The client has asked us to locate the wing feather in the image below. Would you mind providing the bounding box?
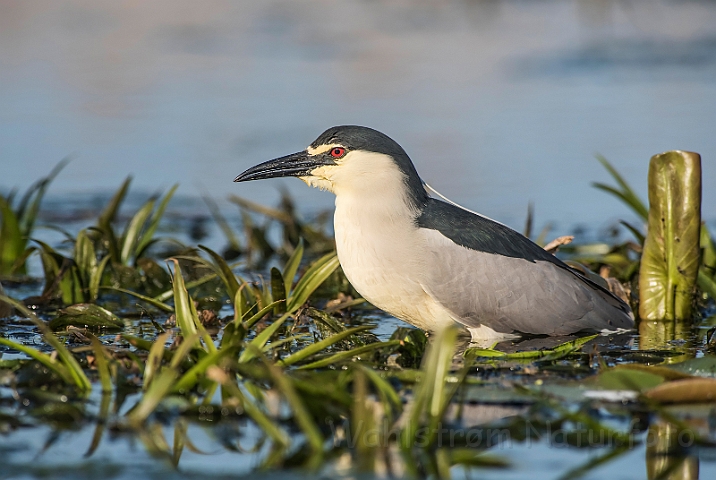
[416,201,634,335]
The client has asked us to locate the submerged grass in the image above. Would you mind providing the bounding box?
[0,160,715,479]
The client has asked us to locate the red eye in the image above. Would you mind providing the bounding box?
[330,147,346,158]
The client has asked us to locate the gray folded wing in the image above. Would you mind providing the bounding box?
[416,199,634,335]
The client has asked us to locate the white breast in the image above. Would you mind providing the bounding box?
[306,149,480,334]
[333,193,455,332]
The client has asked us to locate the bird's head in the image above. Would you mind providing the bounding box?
[234,125,427,207]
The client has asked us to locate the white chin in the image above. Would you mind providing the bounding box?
[299,176,333,192]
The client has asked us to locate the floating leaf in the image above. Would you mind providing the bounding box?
[610,364,692,381]
[596,368,665,392]
[49,304,124,331]
[667,356,716,378]
[645,377,716,403]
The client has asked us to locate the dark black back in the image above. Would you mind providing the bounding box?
[417,198,563,264]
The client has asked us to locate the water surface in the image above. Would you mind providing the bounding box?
[1,0,715,233]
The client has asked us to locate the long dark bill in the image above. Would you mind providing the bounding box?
[234,151,333,183]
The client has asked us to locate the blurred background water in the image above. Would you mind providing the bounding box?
[2,2,716,478]
[1,0,715,235]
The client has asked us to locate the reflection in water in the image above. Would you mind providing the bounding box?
[646,420,699,480]
[640,319,703,479]
[639,320,695,364]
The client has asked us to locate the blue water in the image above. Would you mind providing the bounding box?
[1,0,714,237]
[2,4,716,476]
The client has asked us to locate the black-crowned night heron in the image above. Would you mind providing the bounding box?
[234,126,635,341]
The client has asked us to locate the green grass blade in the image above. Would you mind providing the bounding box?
[188,292,217,354]
[280,325,375,367]
[0,294,91,391]
[8,247,37,276]
[136,184,178,255]
[120,200,155,265]
[241,300,283,329]
[595,155,648,220]
[350,367,376,470]
[172,419,188,467]
[104,286,174,312]
[400,325,458,450]
[358,364,403,417]
[206,366,289,447]
[270,267,286,313]
[507,334,597,359]
[75,230,96,285]
[154,272,217,303]
[286,252,339,312]
[698,268,716,300]
[127,368,179,426]
[89,336,113,393]
[172,346,237,393]
[619,220,645,245]
[239,312,292,363]
[126,330,200,426]
[463,348,506,359]
[89,255,111,302]
[296,340,401,370]
[84,391,111,457]
[122,335,171,361]
[465,334,597,360]
[168,259,198,337]
[169,333,200,370]
[98,177,131,263]
[701,224,716,272]
[0,197,23,274]
[0,337,74,385]
[198,245,240,300]
[259,350,324,455]
[17,157,69,237]
[282,238,304,297]
[144,332,170,390]
[592,183,645,219]
[261,334,312,353]
[229,195,294,223]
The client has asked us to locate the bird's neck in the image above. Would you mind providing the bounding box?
[333,181,421,228]
[332,180,423,282]
[332,180,428,324]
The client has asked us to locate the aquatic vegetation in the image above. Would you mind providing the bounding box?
[0,294,91,391]
[639,151,702,321]
[34,230,110,305]
[1,154,715,479]
[95,177,179,267]
[0,159,67,277]
[577,152,716,312]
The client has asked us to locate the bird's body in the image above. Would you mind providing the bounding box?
[235,126,635,340]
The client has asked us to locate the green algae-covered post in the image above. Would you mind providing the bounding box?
[639,151,702,321]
